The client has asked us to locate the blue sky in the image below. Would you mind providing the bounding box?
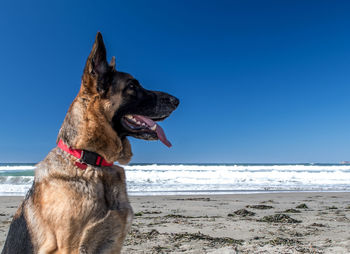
[0,0,350,163]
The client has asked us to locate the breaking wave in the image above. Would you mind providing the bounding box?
[1,163,350,195]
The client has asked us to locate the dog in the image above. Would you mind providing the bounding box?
[1,32,179,254]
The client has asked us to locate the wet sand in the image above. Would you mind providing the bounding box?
[1,192,349,253]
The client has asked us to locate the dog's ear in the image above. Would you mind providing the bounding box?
[87,32,108,76]
[109,56,116,70]
[83,32,111,94]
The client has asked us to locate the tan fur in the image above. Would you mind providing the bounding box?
[22,148,133,254]
[3,32,178,254]
[74,94,125,163]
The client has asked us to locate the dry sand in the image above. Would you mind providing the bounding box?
[0,192,349,253]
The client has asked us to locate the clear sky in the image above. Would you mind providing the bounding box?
[0,0,350,163]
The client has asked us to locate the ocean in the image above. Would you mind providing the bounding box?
[0,163,350,196]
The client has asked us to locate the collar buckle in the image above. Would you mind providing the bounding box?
[80,150,99,165]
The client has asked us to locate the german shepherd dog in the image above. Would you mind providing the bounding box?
[2,32,179,254]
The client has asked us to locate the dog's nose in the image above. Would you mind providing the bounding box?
[169,96,180,108]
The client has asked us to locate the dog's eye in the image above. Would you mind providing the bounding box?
[125,79,139,94]
[125,82,137,96]
[127,82,138,92]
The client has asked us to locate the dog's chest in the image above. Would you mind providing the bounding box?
[26,165,133,253]
[38,165,126,219]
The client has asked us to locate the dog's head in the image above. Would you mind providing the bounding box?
[58,32,179,164]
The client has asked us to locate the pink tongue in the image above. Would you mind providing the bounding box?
[133,115,172,148]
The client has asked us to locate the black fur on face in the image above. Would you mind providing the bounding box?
[110,73,179,140]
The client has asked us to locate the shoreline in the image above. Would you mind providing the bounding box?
[1,192,350,253]
[1,190,350,197]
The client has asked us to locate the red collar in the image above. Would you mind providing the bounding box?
[57,139,113,170]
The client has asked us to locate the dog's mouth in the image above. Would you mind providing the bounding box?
[121,114,172,147]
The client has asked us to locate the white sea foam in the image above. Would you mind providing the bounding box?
[0,165,35,171]
[124,164,350,172]
[0,164,350,195]
[0,184,33,195]
[0,176,33,184]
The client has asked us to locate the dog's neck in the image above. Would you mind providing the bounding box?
[57,90,132,164]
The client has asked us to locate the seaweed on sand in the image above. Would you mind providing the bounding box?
[172,232,244,247]
[296,203,308,209]
[327,206,338,210]
[309,223,326,227]
[283,208,301,213]
[246,205,273,209]
[258,214,301,223]
[125,229,160,245]
[269,237,301,246]
[228,209,255,217]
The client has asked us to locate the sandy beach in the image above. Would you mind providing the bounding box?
[0,192,349,253]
